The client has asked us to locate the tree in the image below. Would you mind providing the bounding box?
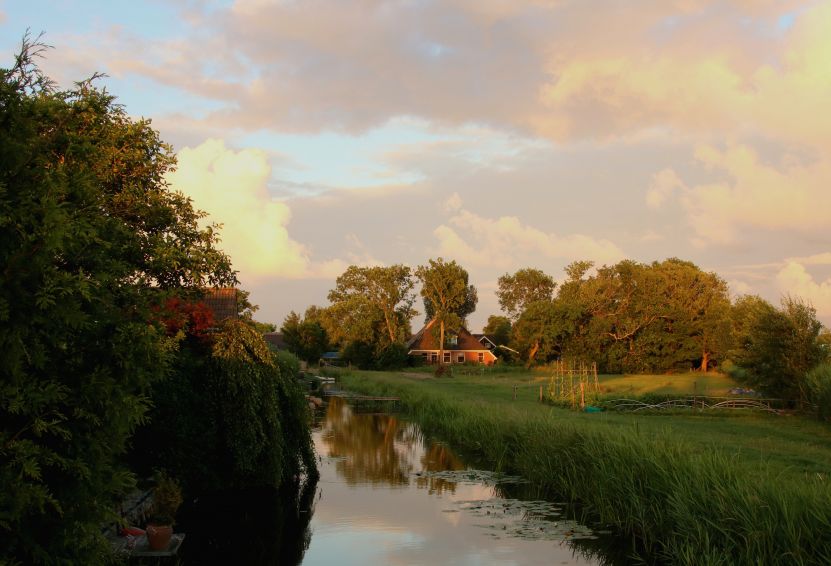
[730,296,825,405]
[423,282,477,324]
[512,300,582,367]
[483,315,512,346]
[0,40,236,563]
[327,265,417,345]
[281,311,329,363]
[653,259,732,371]
[416,258,477,365]
[496,268,556,320]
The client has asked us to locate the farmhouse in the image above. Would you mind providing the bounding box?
[407,319,498,365]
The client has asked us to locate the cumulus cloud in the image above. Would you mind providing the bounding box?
[166,138,348,279]
[443,192,463,213]
[776,261,831,319]
[679,144,831,246]
[646,168,685,209]
[432,199,626,269]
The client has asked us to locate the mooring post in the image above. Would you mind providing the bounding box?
[513,384,517,400]
[539,385,543,402]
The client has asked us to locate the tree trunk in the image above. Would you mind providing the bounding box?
[383,308,396,343]
[439,320,445,366]
[526,341,540,368]
[700,351,709,372]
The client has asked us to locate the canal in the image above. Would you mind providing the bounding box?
[300,396,619,565]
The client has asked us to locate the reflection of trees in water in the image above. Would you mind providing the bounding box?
[321,397,465,492]
[416,443,465,495]
[322,397,416,486]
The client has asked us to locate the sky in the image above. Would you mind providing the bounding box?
[2,0,830,330]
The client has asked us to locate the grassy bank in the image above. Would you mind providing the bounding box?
[334,369,831,565]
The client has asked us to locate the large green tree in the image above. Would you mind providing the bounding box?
[483,315,512,346]
[416,258,477,365]
[280,311,329,363]
[496,268,556,321]
[730,296,825,405]
[0,42,235,563]
[327,265,417,345]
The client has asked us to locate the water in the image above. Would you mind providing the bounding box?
[300,397,614,565]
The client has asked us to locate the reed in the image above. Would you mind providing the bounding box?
[337,370,831,565]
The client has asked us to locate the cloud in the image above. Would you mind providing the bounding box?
[680,144,831,246]
[433,200,626,269]
[443,192,463,213]
[61,0,822,144]
[646,168,685,209]
[728,279,754,296]
[776,261,831,319]
[166,138,348,279]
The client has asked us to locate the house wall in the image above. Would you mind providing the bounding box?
[409,350,497,366]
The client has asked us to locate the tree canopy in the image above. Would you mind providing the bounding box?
[0,41,317,564]
[327,264,417,346]
[0,41,239,563]
[496,268,556,321]
[416,258,477,364]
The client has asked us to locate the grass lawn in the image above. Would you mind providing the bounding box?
[597,371,738,397]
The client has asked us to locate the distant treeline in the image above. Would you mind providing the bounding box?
[282,258,830,409]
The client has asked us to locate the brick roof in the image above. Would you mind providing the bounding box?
[202,288,238,322]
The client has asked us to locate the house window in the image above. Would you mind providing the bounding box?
[443,352,451,363]
[446,334,458,346]
[421,353,428,360]
[430,353,438,363]
[478,352,484,363]
[457,354,465,363]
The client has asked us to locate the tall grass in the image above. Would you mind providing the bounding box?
[338,371,831,565]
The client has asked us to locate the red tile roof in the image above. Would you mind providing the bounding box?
[407,319,493,352]
[202,288,238,322]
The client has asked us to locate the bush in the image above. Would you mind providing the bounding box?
[341,341,376,369]
[805,363,831,421]
[274,350,301,379]
[376,343,409,370]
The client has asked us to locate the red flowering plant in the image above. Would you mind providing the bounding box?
[152,297,216,343]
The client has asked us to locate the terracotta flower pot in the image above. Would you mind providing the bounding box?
[146,523,173,551]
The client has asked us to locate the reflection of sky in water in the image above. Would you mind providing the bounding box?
[301,398,599,566]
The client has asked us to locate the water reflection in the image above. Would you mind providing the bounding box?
[304,397,618,566]
[320,396,464,495]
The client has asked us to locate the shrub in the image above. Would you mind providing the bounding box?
[274,350,301,379]
[376,343,409,370]
[805,363,831,421]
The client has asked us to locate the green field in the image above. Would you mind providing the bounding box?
[330,368,831,565]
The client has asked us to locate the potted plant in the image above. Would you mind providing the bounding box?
[146,471,183,551]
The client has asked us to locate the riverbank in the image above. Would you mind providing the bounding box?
[334,369,831,565]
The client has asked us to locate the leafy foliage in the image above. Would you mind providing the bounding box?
[496,268,556,321]
[729,296,825,405]
[281,311,329,362]
[483,315,512,347]
[327,265,417,344]
[512,259,734,372]
[0,40,236,564]
[136,321,317,493]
